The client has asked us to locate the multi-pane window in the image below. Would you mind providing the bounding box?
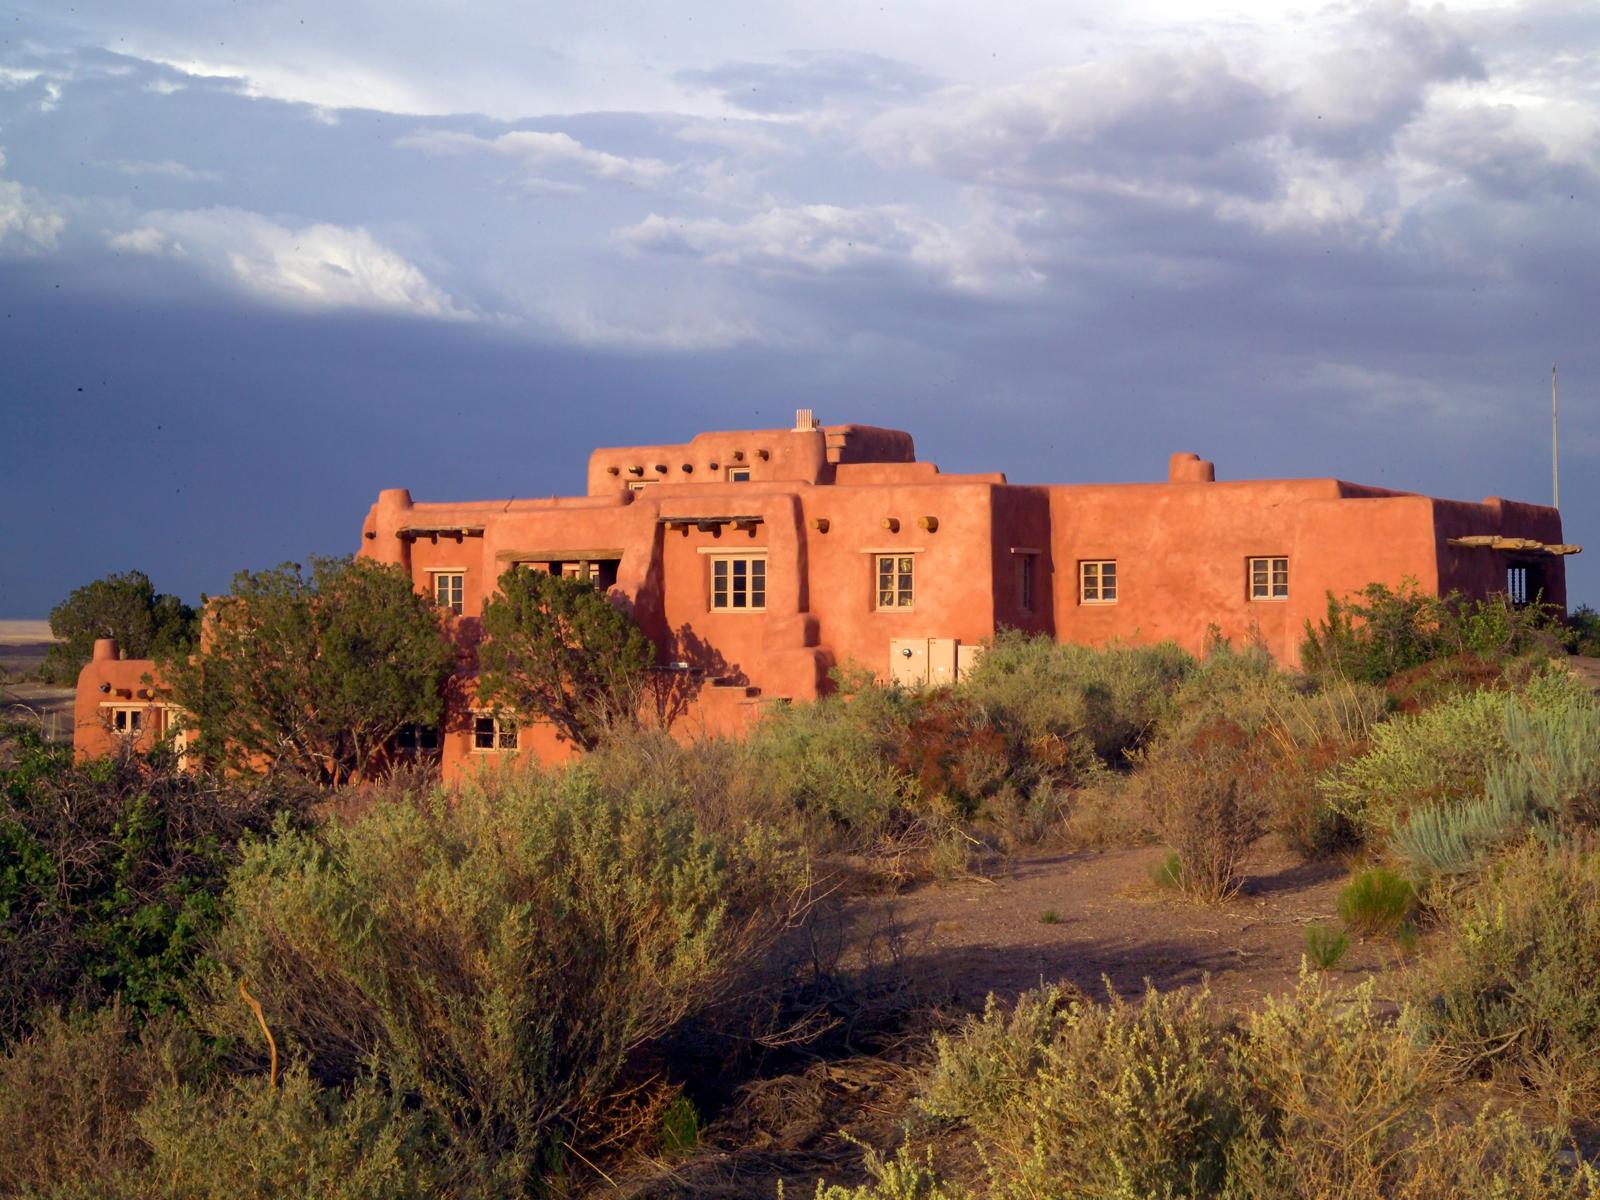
[1080,560,1117,603]
[110,707,144,736]
[472,714,518,752]
[727,466,751,482]
[1248,557,1289,600]
[395,724,440,752]
[710,555,766,611]
[876,555,915,609]
[1016,555,1035,613]
[433,572,464,614]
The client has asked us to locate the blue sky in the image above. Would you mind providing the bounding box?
[3,0,1598,614]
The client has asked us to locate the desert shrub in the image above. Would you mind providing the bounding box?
[1570,606,1600,657]
[1301,581,1568,684]
[1386,686,1600,879]
[958,632,1191,765]
[1258,679,1387,857]
[0,1006,198,1195]
[1408,843,1600,1111]
[1305,926,1349,970]
[0,727,304,1042]
[1337,867,1416,936]
[831,971,1600,1200]
[921,984,1241,1197]
[111,1065,445,1200]
[1321,670,1589,847]
[1228,973,1438,1196]
[1161,640,1292,739]
[192,768,809,1192]
[1137,720,1269,902]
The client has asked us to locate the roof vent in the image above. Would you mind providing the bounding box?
[794,408,820,431]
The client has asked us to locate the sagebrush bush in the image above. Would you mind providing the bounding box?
[845,972,1599,1200]
[1321,670,1590,847]
[0,1006,195,1195]
[1408,842,1600,1112]
[1337,868,1416,936]
[921,983,1241,1197]
[193,767,809,1192]
[958,631,1191,764]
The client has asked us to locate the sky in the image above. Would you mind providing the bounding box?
[2,0,1598,615]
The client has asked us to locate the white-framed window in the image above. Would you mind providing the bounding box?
[1248,557,1289,600]
[1017,555,1035,613]
[432,571,464,614]
[727,466,751,482]
[109,706,144,736]
[876,554,915,610]
[1080,560,1117,604]
[472,713,518,752]
[395,724,440,753]
[626,480,651,492]
[710,555,766,611]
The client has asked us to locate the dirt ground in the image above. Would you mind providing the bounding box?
[0,620,72,743]
[847,837,1392,1015]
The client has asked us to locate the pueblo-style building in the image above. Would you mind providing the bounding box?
[76,411,1578,778]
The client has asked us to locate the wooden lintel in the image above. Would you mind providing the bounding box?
[496,547,625,562]
[1447,535,1583,556]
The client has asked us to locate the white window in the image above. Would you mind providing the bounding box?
[710,555,766,611]
[876,555,915,610]
[110,707,144,736]
[627,480,651,492]
[727,466,751,482]
[433,572,464,614]
[1080,560,1117,604]
[1249,557,1289,600]
[472,714,518,752]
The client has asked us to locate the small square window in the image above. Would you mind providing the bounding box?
[1080,560,1117,604]
[395,723,440,752]
[710,555,766,611]
[727,466,751,482]
[433,572,464,614]
[110,707,144,735]
[473,714,518,752]
[1248,557,1289,600]
[876,555,915,609]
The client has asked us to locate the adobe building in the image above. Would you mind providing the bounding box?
[77,411,1578,778]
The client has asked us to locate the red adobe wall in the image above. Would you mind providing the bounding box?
[73,638,171,759]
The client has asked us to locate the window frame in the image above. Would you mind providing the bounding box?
[875,553,916,611]
[471,712,519,753]
[1247,556,1289,601]
[108,705,145,737]
[708,553,767,612]
[1079,560,1118,605]
[726,466,751,482]
[430,570,465,614]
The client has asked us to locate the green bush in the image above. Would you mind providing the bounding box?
[1321,670,1590,847]
[1301,581,1569,684]
[192,767,808,1192]
[1337,868,1416,936]
[0,727,303,1042]
[1408,842,1600,1111]
[958,632,1191,765]
[1305,926,1349,970]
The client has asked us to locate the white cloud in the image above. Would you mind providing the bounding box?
[110,158,221,182]
[397,128,671,189]
[104,208,471,320]
[618,203,1038,293]
[0,150,66,253]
